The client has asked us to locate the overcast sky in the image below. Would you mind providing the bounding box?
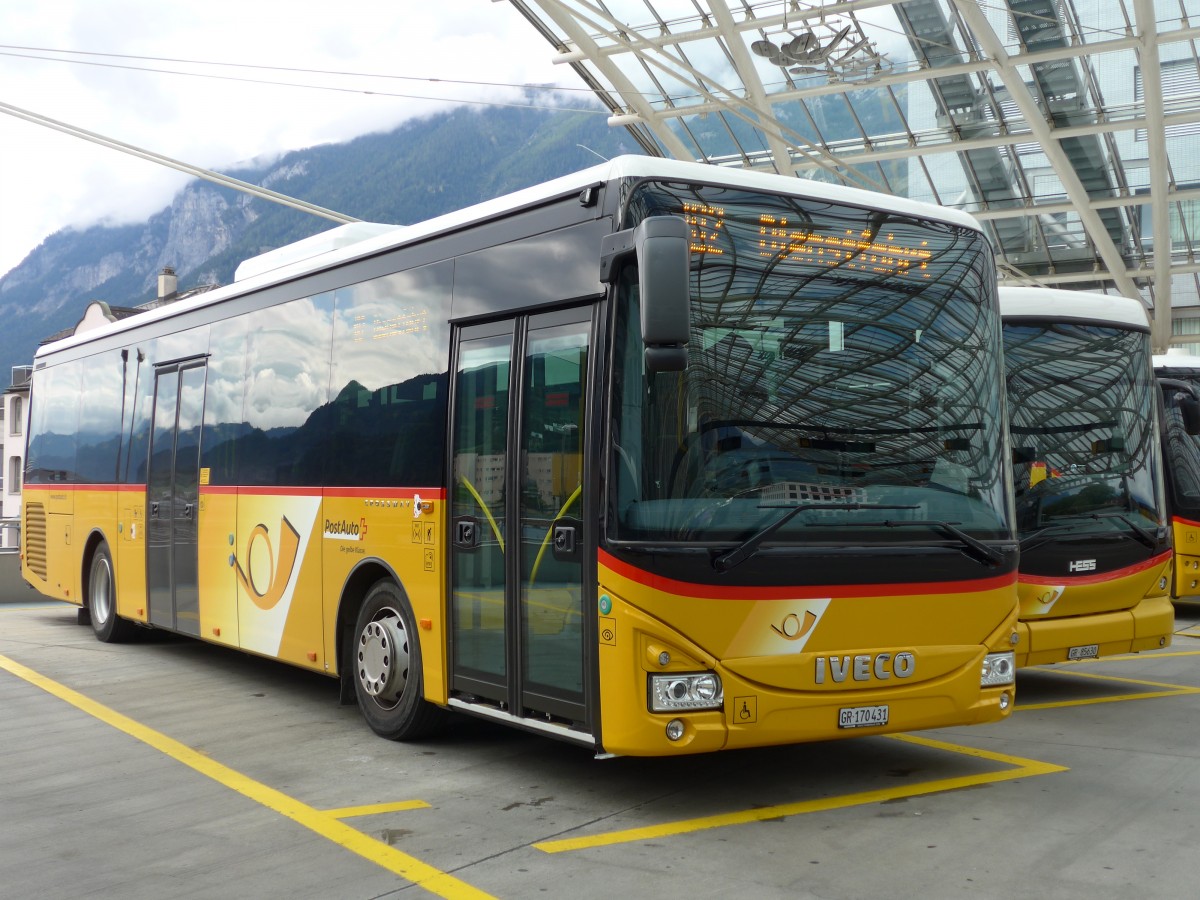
[0,1,602,278]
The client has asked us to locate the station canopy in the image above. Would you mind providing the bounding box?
[508,0,1200,349]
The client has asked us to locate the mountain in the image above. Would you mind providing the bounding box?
[0,105,640,379]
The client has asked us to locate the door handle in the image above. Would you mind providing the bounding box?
[183,503,194,520]
[150,502,160,518]
[454,516,480,550]
[552,522,579,560]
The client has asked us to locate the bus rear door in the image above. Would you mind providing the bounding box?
[146,359,206,636]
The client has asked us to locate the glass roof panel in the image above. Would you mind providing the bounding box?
[509,0,1200,348]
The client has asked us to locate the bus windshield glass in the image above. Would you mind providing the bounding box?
[1004,321,1162,540]
[609,180,1009,546]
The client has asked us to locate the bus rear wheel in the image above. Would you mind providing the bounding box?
[88,544,136,643]
[352,579,442,740]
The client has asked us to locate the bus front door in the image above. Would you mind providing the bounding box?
[146,360,207,636]
[449,307,593,732]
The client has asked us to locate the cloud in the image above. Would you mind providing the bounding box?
[0,1,580,276]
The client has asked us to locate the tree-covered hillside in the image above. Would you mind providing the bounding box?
[0,105,639,377]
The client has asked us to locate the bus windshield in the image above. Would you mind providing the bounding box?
[1157,365,1200,518]
[609,180,1010,547]
[1004,321,1162,541]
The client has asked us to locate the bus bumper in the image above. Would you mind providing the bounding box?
[1014,594,1174,667]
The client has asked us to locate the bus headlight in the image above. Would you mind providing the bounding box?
[649,672,723,712]
[980,652,1015,686]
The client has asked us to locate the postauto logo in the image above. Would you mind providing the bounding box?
[324,517,368,541]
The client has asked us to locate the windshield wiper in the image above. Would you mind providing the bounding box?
[711,503,918,573]
[1018,522,1075,553]
[1039,511,1161,551]
[821,519,1006,567]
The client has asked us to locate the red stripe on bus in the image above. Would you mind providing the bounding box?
[598,548,1016,600]
[1019,551,1172,586]
[22,483,142,493]
[199,486,447,498]
[24,483,447,499]
[1172,515,1200,529]
[322,487,447,500]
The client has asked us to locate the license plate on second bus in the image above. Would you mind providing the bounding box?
[1068,644,1099,660]
[838,705,889,729]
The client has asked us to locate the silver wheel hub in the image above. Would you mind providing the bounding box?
[357,609,409,706]
[92,559,113,624]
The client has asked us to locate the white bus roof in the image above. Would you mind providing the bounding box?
[1154,348,1200,369]
[37,155,985,361]
[998,286,1150,330]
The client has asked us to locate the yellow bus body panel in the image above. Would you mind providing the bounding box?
[22,486,77,603]
[24,485,449,699]
[115,489,149,623]
[1014,552,1174,666]
[596,555,1017,757]
[1171,517,1200,600]
[317,491,447,703]
[197,490,239,646]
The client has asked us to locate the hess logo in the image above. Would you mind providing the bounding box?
[1069,558,1098,573]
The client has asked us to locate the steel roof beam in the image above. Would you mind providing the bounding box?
[706,0,793,175]
[770,106,1200,169]
[556,22,1200,116]
[545,0,910,56]
[546,2,1199,59]
[535,0,887,188]
[1134,0,1173,351]
[972,187,1200,221]
[950,0,1139,299]
[1019,260,1200,286]
[530,0,694,159]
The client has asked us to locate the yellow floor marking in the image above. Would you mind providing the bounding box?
[323,800,431,819]
[1050,669,1198,690]
[535,734,1065,854]
[1018,666,1200,711]
[0,653,492,900]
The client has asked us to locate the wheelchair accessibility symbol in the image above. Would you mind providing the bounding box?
[732,696,757,724]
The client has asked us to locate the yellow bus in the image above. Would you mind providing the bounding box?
[999,287,1173,665]
[21,156,1017,756]
[1153,348,1200,599]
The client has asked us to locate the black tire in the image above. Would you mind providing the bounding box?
[352,579,443,740]
[88,544,137,643]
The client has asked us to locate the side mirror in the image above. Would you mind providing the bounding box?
[1180,395,1200,436]
[601,215,691,372]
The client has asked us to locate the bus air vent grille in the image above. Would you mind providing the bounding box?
[24,503,47,579]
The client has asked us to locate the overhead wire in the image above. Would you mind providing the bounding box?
[0,43,601,92]
[0,45,608,115]
[0,41,611,229]
[0,99,360,224]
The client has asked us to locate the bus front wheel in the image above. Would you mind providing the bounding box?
[88,544,136,643]
[352,580,442,740]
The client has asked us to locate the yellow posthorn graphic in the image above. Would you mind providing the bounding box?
[770,610,818,641]
[233,517,302,611]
